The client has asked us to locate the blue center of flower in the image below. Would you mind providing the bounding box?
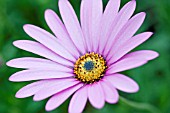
[84,61,94,71]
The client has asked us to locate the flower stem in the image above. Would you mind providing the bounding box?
[119,96,162,113]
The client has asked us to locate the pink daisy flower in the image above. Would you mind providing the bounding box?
[7,0,159,112]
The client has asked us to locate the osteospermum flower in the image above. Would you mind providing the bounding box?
[7,0,159,112]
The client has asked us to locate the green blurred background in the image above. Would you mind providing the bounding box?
[0,0,169,113]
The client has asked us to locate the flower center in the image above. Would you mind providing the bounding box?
[74,52,107,84]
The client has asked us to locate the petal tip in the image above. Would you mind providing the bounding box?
[6,60,12,67]
[23,24,35,34]
[15,92,23,98]
[95,104,105,109]
[58,0,66,4]
[142,32,154,38]
[151,51,159,60]
[45,9,54,17]
[131,0,136,2]
[111,96,119,104]
[148,32,154,36]
[140,12,146,18]
[13,41,19,47]
[23,24,30,30]
[130,82,140,93]
[133,86,139,93]
[33,96,40,102]
[45,105,53,112]
[153,51,159,57]
[33,94,45,102]
[13,40,27,48]
[114,97,120,104]
[45,9,52,13]
[9,75,15,82]
[9,72,23,82]
[131,0,136,4]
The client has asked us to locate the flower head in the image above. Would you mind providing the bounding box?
[7,0,159,112]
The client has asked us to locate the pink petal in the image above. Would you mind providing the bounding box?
[122,50,159,61]
[15,79,68,98]
[107,12,146,59]
[46,83,83,111]
[69,86,88,113]
[98,0,120,54]
[100,80,119,104]
[23,25,76,62]
[45,9,80,58]
[7,57,72,72]
[9,70,74,82]
[80,1,91,51]
[104,74,139,93]
[81,0,103,52]
[107,57,147,74]
[88,83,105,109]
[108,32,153,64]
[33,80,80,101]
[59,0,86,54]
[100,0,136,55]
[13,40,73,66]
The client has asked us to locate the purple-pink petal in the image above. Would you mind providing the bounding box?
[7,57,72,72]
[33,80,80,101]
[59,0,86,54]
[102,0,136,56]
[69,86,88,113]
[15,79,67,98]
[9,70,74,82]
[100,80,119,104]
[105,74,139,93]
[80,0,103,52]
[108,32,153,65]
[107,57,147,74]
[80,0,92,52]
[98,0,120,54]
[46,83,83,111]
[106,12,146,60]
[23,24,76,62]
[45,9,80,58]
[122,50,159,61]
[13,40,73,66]
[88,83,105,109]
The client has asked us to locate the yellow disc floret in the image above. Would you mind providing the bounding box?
[74,52,107,84]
